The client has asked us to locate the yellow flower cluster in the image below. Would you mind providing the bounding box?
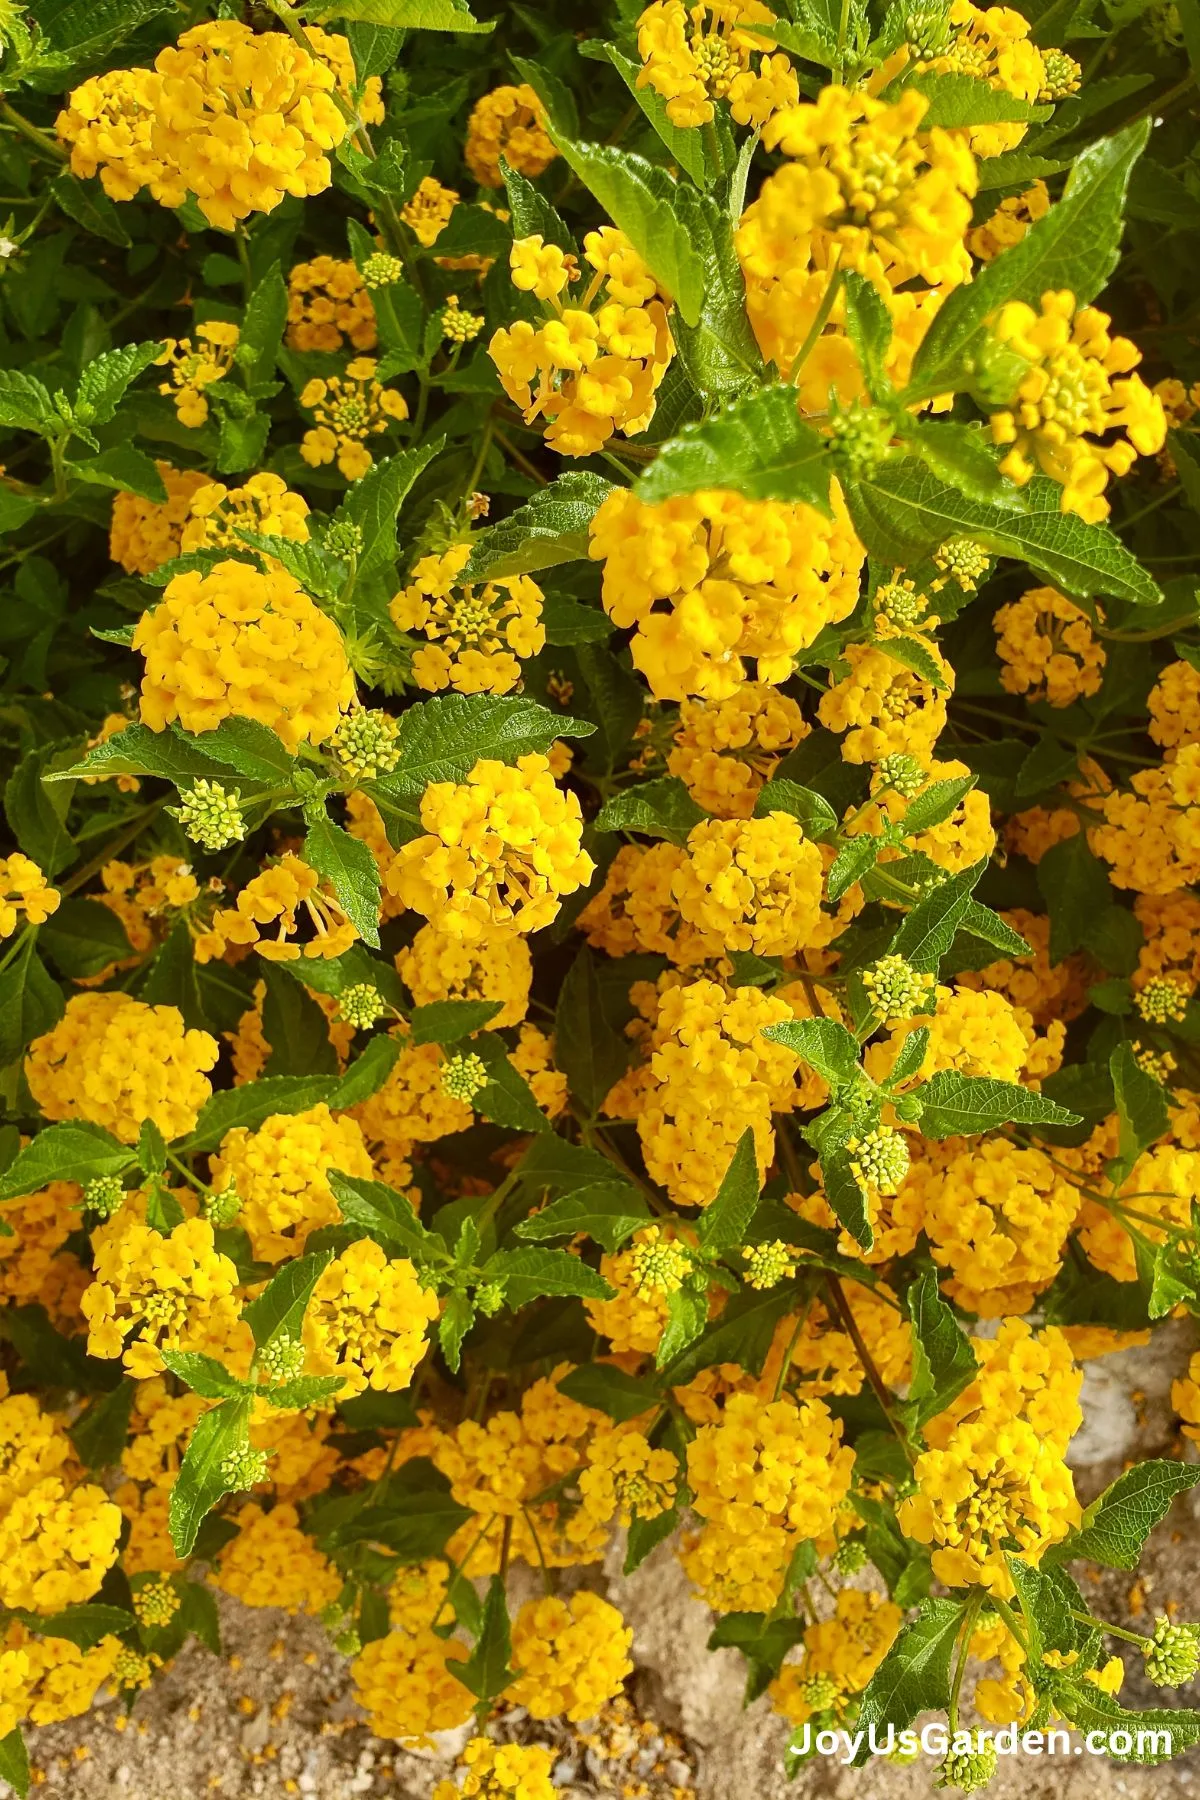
[668,683,808,816]
[993,585,1106,707]
[464,83,556,189]
[491,231,674,457]
[300,356,409,480]
[907,1138,1080,1316]
[391,543,546,695]
[589,484,864,701]
[1092,750,1200,895]
[635,0,798,129]
[178,472,311,557]
[156,322,239,427]
[26,992,217,1145]
[586,1226,683,1353]
[135,561,352,749]
[433,1738,557,1800]
[396,919,532,1028]
[898,1320,1082,1593]
[685,1392,854,1613]
[209,1103,373,1263]
[987,290,1166,520]
[386,754,594,940]
[82,1212,243,1378]
[0,1395,122,1615]
[967,179,1050,262]
[302,1237,440,1396]
[818,640,951,765]
[110,462,208,573]
[354,1038,475,1169]
[771,1589,902,1726]
[1148,657,1200,749]
[212,1501,342,1614]
[0,854,59,935]
[286,255,377,352]
[58,22,369,230]
[402,175,460,245]
[635,978,800,1205]
[507,1592,633,1722]
[0,1624,121,1738]
[672,814,825,955]
[577,1425,680,1528]
[352,1628,474,1746]
[196,853,359,964]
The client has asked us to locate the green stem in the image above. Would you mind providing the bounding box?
[948,1591,985,1733]
[0,101,66,163]
[787,263,844,386]
[234,222,254,301]
[1071,1610,1151,1649]
[824,1272,915,1466]
[0,923,32,978]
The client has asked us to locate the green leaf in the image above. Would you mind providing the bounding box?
[0,1728,29,1799]
[338,442,445,577]
[44,722,233,786]
[370,693,594,805]
[817,1132,873,1252]
[71,444,168,500]
[1038,833,1114,964]
[1109,1041,1169,1181]
[761,1016,860,1084]
[557,1362,660,1421]
[849,1598,967,1764]
[1046,1682,1200,1762]
[32,1602,137,1651]
[844,463,1160,605]
[888,69,1048,126]
[842,270,894,398]
[1051,1461,1200,1571]
[176,1075,339,1153]
[462,473,613,581]
[1007,1556,1081,1661]
[39,0,173,58]
[901,775,976,836]
[69,1378,136,1470]
[905,1268,978,1431]
[160,1350,253,1400]
[238,267,288,375]
[458,1577,514,1702]
[438,1290,474,1373]
[555,947,630,1119]
[514,1136,617,1194]
[0,369,58,435]
[242,1251,334,1347]
[299,0,492,28]
[472,1031,551,1134]
[0,1304,113,1391]
[0,938,64,1066]
[482,1246,615,1309]
[656,1280,709,1368]
[595,776,706,844]
[826,834,879,904]
[0,1122,134,1204]
[327,1169,439,1261]
[76,341,161,425]
[260,961,338,1080]
[916,1072,1080,1137]
[887,862,985,973]
[51,172,132,246]
[303,812,382,948]
[696,1129,761,1255]
[324,1034,401,1110]
[580,40,715,189]
[658,1283,800,1385]
[7,745,76,874]
[168,1397,253,1559]
[667,183,765,398]
[888,1026,930,1087]
[546,135,706,326]
[909,120,1150,400]
[408,999,502,1045]
[514,1181,652,1253]
[754,779,838,841]
[636,385,832,512]
[898,417,1026,509]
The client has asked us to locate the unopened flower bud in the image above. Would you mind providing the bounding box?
[172,779,246,853]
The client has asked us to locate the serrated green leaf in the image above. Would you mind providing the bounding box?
[1047,1682,1200,1761]
[472,1030,551,1134]
[1038,832,1114,964]
[696,1129,761,1254]
[555,947,630,1120]
[658,1283,799,1385]
[242,1251,334,1347]
[338,443,445,576]
[901,775,976,835]
[656,1280,710,1368]
[887,862,985,973]
[463,473,613,581]
[546,135,706,325]
[76,341,161,425]
[888,69,1049,126]
[0,1122,134,1204]
[636,385,832,511]
[0,1728,29,1799]
[324,1034,401,1110]
[558,1362,659,1420]
[827,834,879,903]
[761,1017,860,1083]
[303,812,382,948]
[905,1267,978,1431]
[458,1577,514,1701]
[580,40,715,188]
[369,692,594,803]
[916,1071,1080,1137]
[595,776,706,844]
[849,1598,967,1764]
[909,120,1150,400]
[408,999,502,1045]
[71,444,167,500]
[327,1169,439,1261]
[514,1181,651,1253]
[168,1397,253,1559]
[300,0,491,28]
[1052,1461,1200,1571]
[176,1075,338,1153]
[754,778,839,841]
[69,1378,136,1470]
[481,1246,615,1308]
[160,1350,254,1399]
[1109,1041,1169,1180]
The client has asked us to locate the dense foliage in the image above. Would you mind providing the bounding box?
[0,0,1199,1791]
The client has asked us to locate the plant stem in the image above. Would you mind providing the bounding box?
[824,1272,915,1465]
[948,1591,985,1733]
[1071,1610,1150,1649]
[0,101,66,164]
[788,262,843,386]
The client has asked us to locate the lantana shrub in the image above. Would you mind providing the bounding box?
[0,0,1199,1791]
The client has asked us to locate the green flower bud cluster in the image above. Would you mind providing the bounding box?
[172,778,247,853]
[862,954,936,1023]
[202,1184,242,1228]
[83,1174,124,1219]
[440,1049,489,1102]
[1145,1616,1200,1687]
[339,982,387,1030]
[360,253,405,289]
[828,398,894,474]
[743,1240,798,1290]
[258,1334,306,1383]
[329,708,402,782]
[1135,974,1191,1025]
[848,1125,910,1196]
[133,1577,180,1628]
[933,536,991,593]
[220,1444,270,1492]
[875,752,927,799]
[324,519,364,560]
[936,1735,998,1793]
